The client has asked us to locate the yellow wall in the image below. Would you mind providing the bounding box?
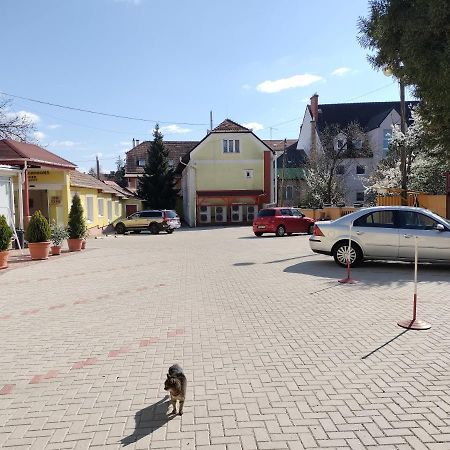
[70,187,125,229]
[192,134,266,191]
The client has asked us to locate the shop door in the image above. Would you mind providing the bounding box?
[126,204,138,217]
[29,190,49,221]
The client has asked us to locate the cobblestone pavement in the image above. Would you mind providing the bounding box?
[1,227,450,449]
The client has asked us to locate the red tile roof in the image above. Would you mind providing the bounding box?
[126,140,198,174]
[212,119,251,133]
[0,139,76,169]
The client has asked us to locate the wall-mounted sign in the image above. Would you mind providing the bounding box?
[50,196,61,206]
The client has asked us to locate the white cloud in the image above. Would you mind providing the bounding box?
[49,140,79,148]
[34,131,46,141]
[256,74,323,93]
[332,67,351,76]
[160,124,191,134]
[243,122,264,131]
[47,124,61,129]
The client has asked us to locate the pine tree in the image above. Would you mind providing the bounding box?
[137,124,178,209]
[68,193,87,239]
[114,156,127,188]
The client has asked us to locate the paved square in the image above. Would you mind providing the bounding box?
[1,227,449,449]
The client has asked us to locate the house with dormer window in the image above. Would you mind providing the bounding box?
[180,119,277,227]
[297,94,419,205]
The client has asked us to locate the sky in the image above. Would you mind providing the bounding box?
[2,0,415,173]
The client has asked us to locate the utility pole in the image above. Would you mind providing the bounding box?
[399,79,408,205]
[210,111,213,131]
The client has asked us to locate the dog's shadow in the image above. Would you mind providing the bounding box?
[120,395,174,446]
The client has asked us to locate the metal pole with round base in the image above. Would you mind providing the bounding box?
[339,221,357,284]
[398,236,431,330]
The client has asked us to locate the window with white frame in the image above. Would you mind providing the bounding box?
[98,198,104,216]
[86,196,94,222]
[356,165,366,175]
[244,169,253,178]
[137,159,146,167]
[223,139,240,153]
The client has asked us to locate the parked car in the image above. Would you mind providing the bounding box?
[309,206,450,266]
[114,210,181,235]
[253,207,315,237]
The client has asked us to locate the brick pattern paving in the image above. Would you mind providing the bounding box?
[0,228,449,449]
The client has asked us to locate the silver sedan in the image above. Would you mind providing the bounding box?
[309,206,450,266]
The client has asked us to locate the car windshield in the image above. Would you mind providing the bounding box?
[165,210,178,218]
[257,209,275,217]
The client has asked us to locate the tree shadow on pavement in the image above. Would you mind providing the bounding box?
[120,396,174,447]
[284,259,450,286]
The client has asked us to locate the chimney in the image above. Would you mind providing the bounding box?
[132,138,135,148]
[310,93,319,160]
[310,93,319,122]
[136,139,140,146]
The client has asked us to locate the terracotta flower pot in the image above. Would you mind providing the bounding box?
[67,238,83,252]
[0,250,9,269]
[51,245,61,256]
[28,242,51,260]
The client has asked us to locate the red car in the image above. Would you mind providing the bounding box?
[252,207,315,237]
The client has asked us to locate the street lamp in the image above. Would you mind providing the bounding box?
[383,66,408,205]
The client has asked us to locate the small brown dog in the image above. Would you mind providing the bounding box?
[164,364,187,415]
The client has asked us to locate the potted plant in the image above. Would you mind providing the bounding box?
[0,215,13,269]
[50,222,68,256]
[25,210,51,260]
[67,193,87,252]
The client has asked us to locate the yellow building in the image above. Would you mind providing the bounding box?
[181,119,277,226]
[0,139,134,233]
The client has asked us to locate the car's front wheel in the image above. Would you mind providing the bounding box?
[149,223,160,235]
[333,241,363,267]
[115,223,126,234]
[276,225,286,237]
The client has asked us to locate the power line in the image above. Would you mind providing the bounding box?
[0,90,208,126]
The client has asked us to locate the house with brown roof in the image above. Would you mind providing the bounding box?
[0,139,132,232]
[180,119,278,226]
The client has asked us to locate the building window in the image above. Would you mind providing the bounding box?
[244,169,253,178]
[98,198,104,216]
[114,201,119,216]
[286,185,293,200]
[86,196,94,222]
[356,165,366,175]
[137,159,146,167]
[336,165,345,175]
[223,139,240,153]
[356,192,365,202]
[336,138,346,150]
[383,129,391,152]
